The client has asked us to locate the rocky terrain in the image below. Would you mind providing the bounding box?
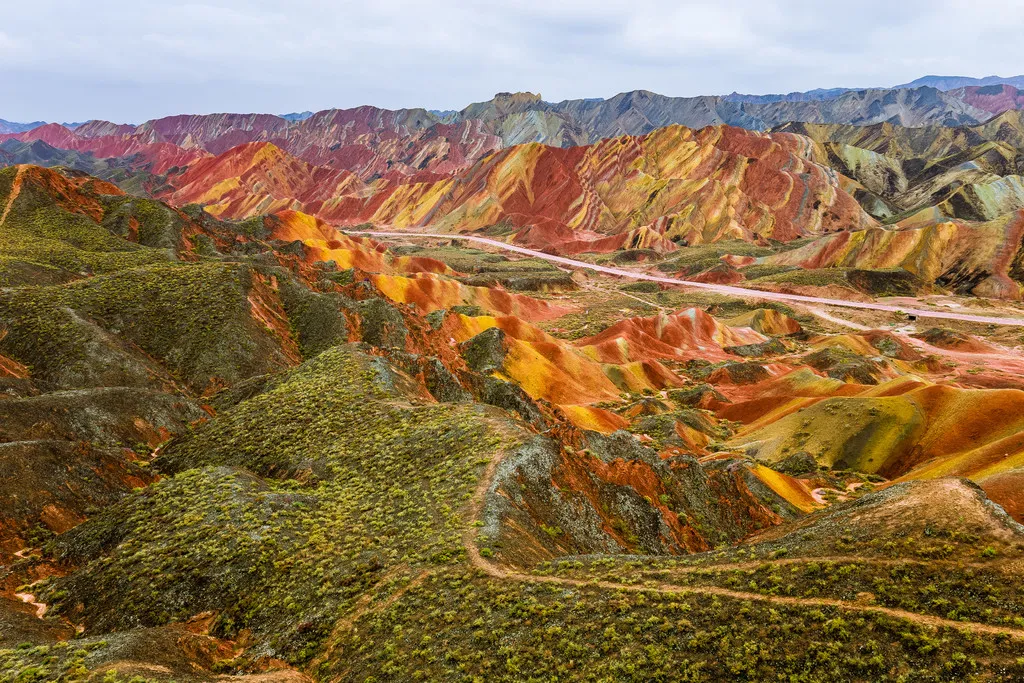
[154,125,875,254]
[5,73,1024,682]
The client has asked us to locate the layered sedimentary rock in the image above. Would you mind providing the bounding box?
[774,112,1024,223]
[759,210,1024,298]
[158,125,876,253]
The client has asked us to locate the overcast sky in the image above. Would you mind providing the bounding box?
[2,0,1023,123]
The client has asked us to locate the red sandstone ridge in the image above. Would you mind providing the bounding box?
[165,142,364,218]
[577,308,766,364]
[11,165,125,222]
[146,124,875,254]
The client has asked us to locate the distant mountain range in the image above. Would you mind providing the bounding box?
[0,118,86,134]
[3,75,1024,267]
[893,74,1024,90]
[723,75,1024,104]
[280,111,313,122]
[6,74,1024,137]
[3,79,1024,197]
[722,88,857,104]
[0,118,46,134]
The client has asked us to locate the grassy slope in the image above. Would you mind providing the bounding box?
[41,345,517,663]
[0,262,292,391]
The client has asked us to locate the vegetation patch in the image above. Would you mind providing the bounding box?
[41,345,517,664]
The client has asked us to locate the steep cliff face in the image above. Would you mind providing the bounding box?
[480,432,803,567]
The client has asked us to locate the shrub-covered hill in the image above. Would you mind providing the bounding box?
[0,261,301,392]
[35,343,805,669]
[42,345,517,659]
[0,165,317,559]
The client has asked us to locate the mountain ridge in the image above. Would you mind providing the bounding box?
[7,80,1024,160]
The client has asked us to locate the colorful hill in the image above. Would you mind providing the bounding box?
[167,141,363,218]
[758,209,1024,299]
[3,164,1024,680]
[148,124,875,254]
[577,308,767,364]
[774,113,1024,223]
[727,376,1024,515]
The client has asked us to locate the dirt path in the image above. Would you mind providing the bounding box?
[463,426,522,580]
[0,165,25,227]
[355,230,1024,328]
[468,557,1024,640]
[15,590,47,618]
[581,279,669,313]
[799,306,871,331]
[460,436,1024,641]
[507,571,1024,639]
[644,553,1006,575]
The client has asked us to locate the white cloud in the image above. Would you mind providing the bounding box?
[0,0,1022,121]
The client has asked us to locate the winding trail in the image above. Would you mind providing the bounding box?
[0,165,25,227]
[349,227,1024,640]
[312,566,429,676]
[462,440,1024,641]
[504,572,1024,638]
[643,554,1007,574]
[353,230,1024,328]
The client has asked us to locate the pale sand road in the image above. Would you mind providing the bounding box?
[353,230,1024,328]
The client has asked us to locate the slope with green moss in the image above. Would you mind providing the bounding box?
[0,166,172,284]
